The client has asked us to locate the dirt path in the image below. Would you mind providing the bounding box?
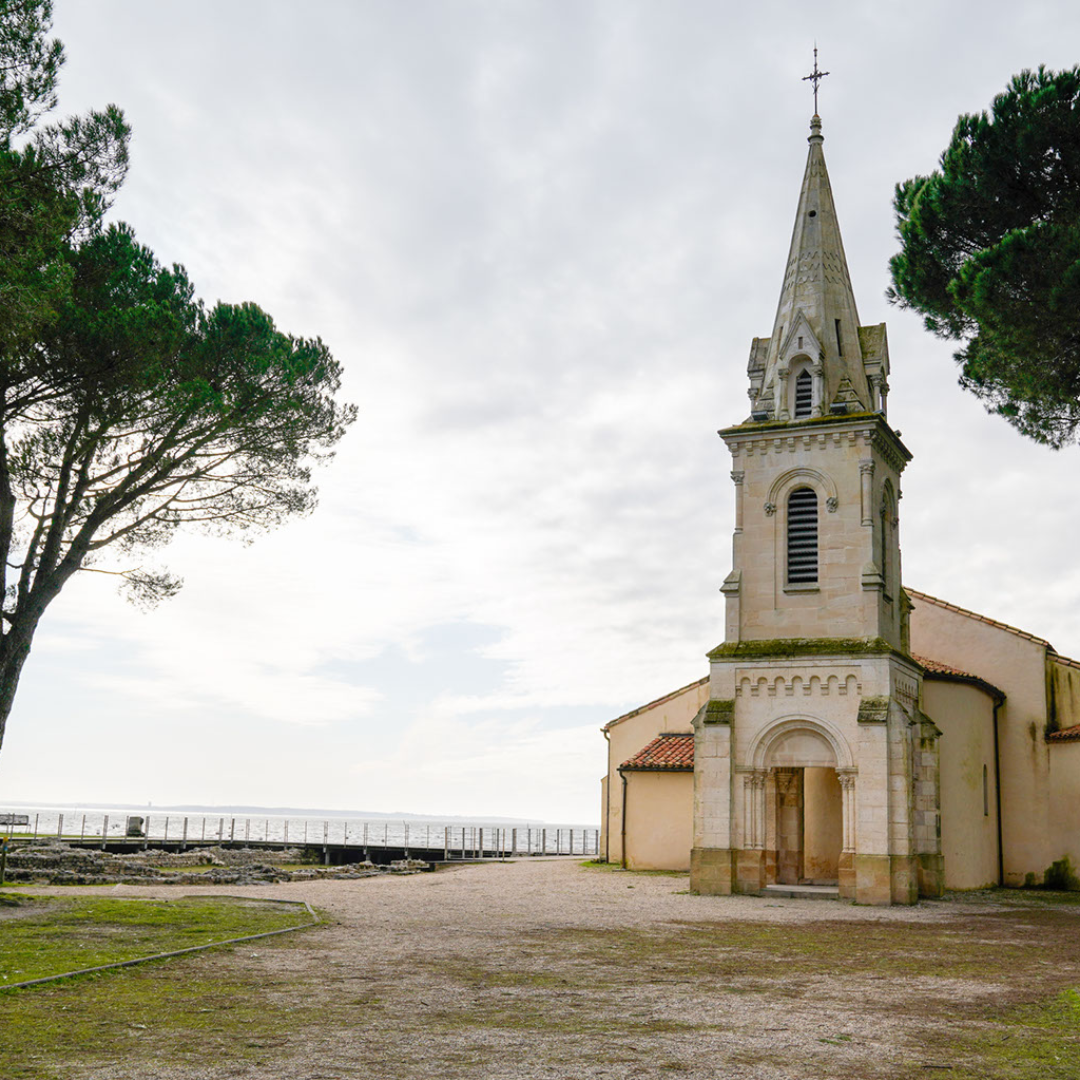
[15,859,1080,1079]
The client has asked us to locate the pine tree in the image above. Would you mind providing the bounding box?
[889,66,1080,448]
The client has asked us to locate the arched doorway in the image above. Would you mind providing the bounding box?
[752,721,851,887]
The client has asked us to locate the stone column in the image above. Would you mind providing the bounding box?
[777,369,790,421]
[753,770,768,850]
[859,460,875,526]
[735,768,768,893]
[811,361,824,417]
[837,769,857,899]
[774,768,803,886]
[837,770,857,852]
[731,471,745,533]
[740,771,753,850]
[742,769,767,849]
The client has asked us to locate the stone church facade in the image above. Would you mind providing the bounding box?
[599,114,1080,905]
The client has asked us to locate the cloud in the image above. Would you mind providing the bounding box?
[3,0,1078,819]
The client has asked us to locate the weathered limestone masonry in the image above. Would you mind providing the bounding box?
[689,114,942,906]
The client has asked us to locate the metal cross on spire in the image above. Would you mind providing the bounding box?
[802,45,829,115]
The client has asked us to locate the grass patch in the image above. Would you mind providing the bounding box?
[0,941,323,1080]
[0,894,312,987]
[928,987,1080,1080]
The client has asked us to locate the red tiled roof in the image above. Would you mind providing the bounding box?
[620,732,694,771]
[913,653,1005,703]
[603,676,708,732]
[914,654,976,679]
[1048,724,1080,743]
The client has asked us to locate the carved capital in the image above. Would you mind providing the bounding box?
[837,769,857,792]
[859,460,875,476]
[826,496,839,513]
[730,471,745,486]
[764,502,776,517]
[774,767,798,797]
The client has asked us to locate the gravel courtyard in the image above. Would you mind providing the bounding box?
[12,858,1080,1079]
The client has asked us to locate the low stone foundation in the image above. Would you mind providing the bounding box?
[1,843,429,886]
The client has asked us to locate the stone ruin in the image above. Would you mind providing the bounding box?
[1,841,430,886]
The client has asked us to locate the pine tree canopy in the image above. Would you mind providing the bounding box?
[0,1,356,754]
[889,66,1080,448]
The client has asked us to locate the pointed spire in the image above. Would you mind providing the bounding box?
[748,114,882,422]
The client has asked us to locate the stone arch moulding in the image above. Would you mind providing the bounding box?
[746,714,856,772]
[766,467,839,514]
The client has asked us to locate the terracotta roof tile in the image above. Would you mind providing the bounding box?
[914,655,979,679]
[913,653,1005,702]
[1048,724,1080,743]
[620,733,694,771]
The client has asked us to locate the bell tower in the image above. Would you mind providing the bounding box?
[720,111,909,651]
[691,99,943,906]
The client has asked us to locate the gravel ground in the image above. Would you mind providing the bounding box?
[18,858,1080,1079]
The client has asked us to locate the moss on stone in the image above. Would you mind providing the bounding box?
[704,699,734,725]
[857,696,891,724]
[719,410,882,436]
[707,637,902,661]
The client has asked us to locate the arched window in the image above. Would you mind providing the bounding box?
[787,487,818,584]
[793,369,813,418]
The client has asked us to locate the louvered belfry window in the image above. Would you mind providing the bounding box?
[794,369,813,418]
[787,487,819,583]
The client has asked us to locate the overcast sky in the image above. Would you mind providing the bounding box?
[1,0,1078,823]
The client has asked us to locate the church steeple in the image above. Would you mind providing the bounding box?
[719,104,911,651]
[746,115,889,423]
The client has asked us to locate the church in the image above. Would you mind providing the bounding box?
[599,109,1080,905]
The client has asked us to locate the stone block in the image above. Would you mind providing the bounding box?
[691,847,734,895]
[854,853,893,905]
[735,847,765,894]
[890,855,918,905]
[917,853,945,898]
[838,850,856,899]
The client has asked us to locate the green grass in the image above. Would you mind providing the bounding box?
[0,945,314,1080]
[0,893,312,987]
